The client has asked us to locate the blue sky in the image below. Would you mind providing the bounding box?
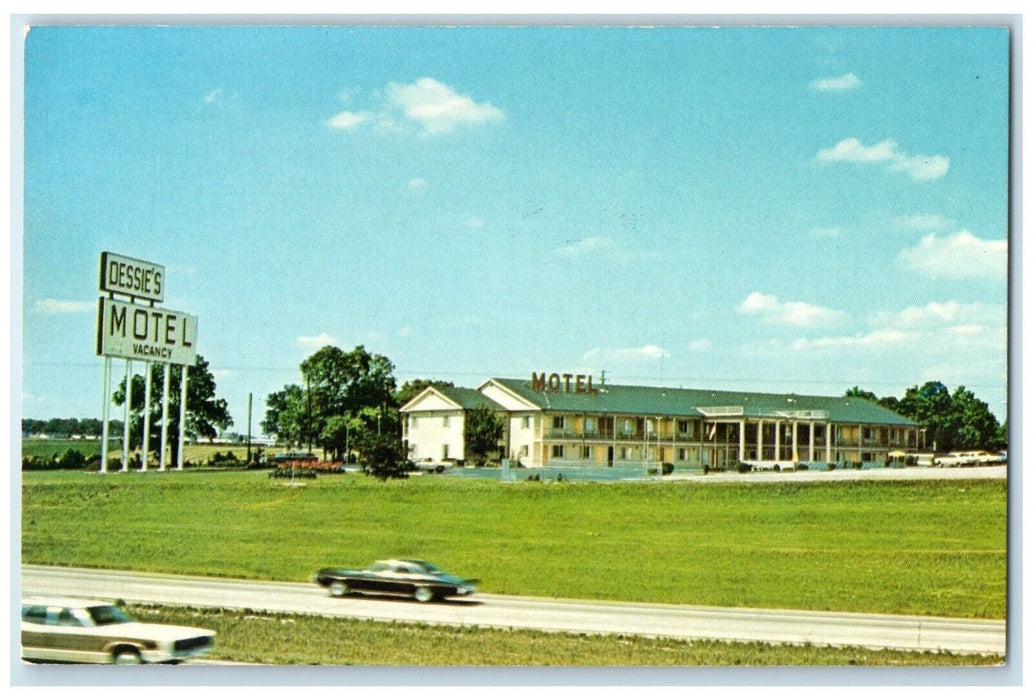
[18,24,1011,431]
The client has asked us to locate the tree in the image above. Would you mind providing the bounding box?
[894,381,1001,453]
[265,345,400,457]
[464,406,504,465]
[358,433,409,480]
[112,355,233,464]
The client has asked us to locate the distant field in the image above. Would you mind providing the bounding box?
[131,603,1003,666]
[20,471,1006,619]
[20,438,279,465]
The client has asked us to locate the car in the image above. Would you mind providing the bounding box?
[934,452,976,467]
[313,559,478,603]
[21,596,216,665]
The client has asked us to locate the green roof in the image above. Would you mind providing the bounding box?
[488,378,918,427]
[436,386,507,411]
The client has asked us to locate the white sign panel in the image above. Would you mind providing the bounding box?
[99,251,165,302]
[96,297,198,365]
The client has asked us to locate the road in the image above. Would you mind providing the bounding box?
[20,565,1005,657]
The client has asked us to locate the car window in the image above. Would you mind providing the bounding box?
[368,562,390,572]
[87,605,134,625]
[57,608,84,627]
[21,605,47,624]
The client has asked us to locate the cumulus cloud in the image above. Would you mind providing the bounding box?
[809,73,862,91]
[203,88,223,104]
[408,177,428,190]
[463,215,486,229]
[737,292,844,327]
[583,345,669,363]
[297,333,337,349]
[326,110,371,130]
[555,236,617,256]
[817,137,949,181]
[328,78,504,136]
[687,338,711,353]
[34,299,92,314]
[871,300,1005,329]
[810,226,843,239]
[897,231,1007,279]
[893,213,955,232]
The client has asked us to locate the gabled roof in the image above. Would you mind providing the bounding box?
[487,378,919,427]
[400,385,506,413]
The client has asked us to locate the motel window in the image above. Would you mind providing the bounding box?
[620,447,630,460]
[645,419,655,434]
[522,415,531,429]
[551,445,565,458]
[677,420,692,436]
[519,445,529,457]
[442,415,449,427]
[442,444,449,459]
[409,416,418,429]
[553,416,566,430]
[678,448,687,461]
[582,446,591,459]
[585,417,596,433]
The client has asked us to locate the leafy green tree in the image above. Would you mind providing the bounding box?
[113,355,233,464]
[358,433,409,480]
[464,405,504,465]
[262,384,308,447]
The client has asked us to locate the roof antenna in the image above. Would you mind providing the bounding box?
[600,370,606,386]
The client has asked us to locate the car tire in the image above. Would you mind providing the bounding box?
[414,586,435,603]
[329,580,350,597]
[112,647,142,665]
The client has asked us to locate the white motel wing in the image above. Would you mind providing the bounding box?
[96,297,198,365]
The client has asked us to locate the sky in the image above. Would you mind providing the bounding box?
[17,23,1012,434]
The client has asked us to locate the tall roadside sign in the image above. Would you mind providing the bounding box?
[96,252,198,473]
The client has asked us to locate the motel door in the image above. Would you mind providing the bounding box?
[607,446,614,467]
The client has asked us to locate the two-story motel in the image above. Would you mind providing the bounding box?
[400,375,925,470]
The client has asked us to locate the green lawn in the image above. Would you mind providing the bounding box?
[20,470,1007,619]
[129,604,1004,666]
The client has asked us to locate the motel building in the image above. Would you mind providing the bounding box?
[400,374,925,471]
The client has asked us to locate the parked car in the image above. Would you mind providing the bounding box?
[21,597,215,664]
[313,559,478,603]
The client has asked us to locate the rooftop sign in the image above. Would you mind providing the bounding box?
[99,251,165,302]
[531,372,598,394]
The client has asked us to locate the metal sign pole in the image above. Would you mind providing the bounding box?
[159,368,170,471]
[100,357,111,474]
[141,362,152,471]
[121,360,132,472]
[177,365,189,470]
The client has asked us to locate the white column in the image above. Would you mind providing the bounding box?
[792,421,798,462]
[159,368,170,471]
[100,357,111,474]
[757,419,764,461]
[825,423,832,462]
[739,419,746,462]
[177,365,189,470]
[141,362,152,471]
[121,360,132,472]
[809,421,815,461]
[774,420,781,462]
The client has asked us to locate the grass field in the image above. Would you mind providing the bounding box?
[21,438,273,465]
[127,603,1003,666]
[20,470,1006,619]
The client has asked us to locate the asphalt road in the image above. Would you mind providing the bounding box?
[20,565,1005,657]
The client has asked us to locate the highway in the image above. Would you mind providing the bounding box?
[21,565,1005,657]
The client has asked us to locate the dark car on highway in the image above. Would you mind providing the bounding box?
[313,559,478,603]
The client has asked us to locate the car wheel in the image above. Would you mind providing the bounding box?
[329,580,350,597]
[414,586,435,603]
[112,647,142,665]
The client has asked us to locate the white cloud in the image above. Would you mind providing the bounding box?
[687,338,711,353]
[809,73,862,91]
[583,345,669,363]
[790,328,919,351]
[816,137,949,181]
[327,78,504,136]
[871,300,1005,329]
[203,88,223,104]
[464,215,486,229]
[297,333,337,349]
[34,299,92,314]
[386,78,504,135]
[897,231,1007,280]
[737,292,844,327]
[326,110,370,130]
[398,325,415,337]
[408,177,428,190]
[893,213,955,232]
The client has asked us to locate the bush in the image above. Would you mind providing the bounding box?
[702,464,710,475]
[736,462,752,473]
[795,463,809,471]
[269,467,317,479]
[662,462,674,476]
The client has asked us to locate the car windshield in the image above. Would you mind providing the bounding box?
[367,562,391,572]
[412,561,441,573]
[86,605,134,626]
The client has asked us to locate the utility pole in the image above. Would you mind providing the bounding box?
[246,393,252,465]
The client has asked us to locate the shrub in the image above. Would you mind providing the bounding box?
[736,462,752,473]
[662,462,674,476]
[702,465,710,475]
[795,463,809,471]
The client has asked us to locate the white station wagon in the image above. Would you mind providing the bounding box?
[21,597,216,665]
